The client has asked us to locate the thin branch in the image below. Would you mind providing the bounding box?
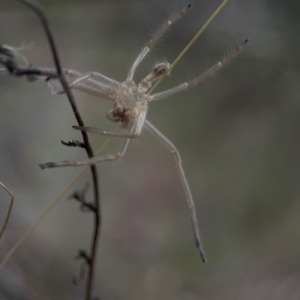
[0,182,14,238]
[69,185,97,213]
[0,64,58,80]
[16,1,101,299]
[61,139,86,148]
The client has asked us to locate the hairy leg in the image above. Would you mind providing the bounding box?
[144,120,207,262]
[127,4,192,82]
[147,39,249,102]
[40,138,130,169]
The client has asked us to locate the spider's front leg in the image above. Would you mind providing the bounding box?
[63,70,120,100]
[73,107,147,138]
[40,111,146,169]
[147,39,249,102]
[39,137,130,169]
[127,4,191,82]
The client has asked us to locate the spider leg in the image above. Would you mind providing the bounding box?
[68,71,119,88]
[2,66,110,100]
[40,112,146,169]
[66,71,122,100]
[147,39,249,102]
[73,110,147,138]
[1,65,109,98]
[65,83,112,100]
[16,67,120,88]
[19,68,118,99]
[39,137,130,169]
[22,68,82,80]
[144,120,207,262]
[67,73,112,97]
[127,4,192,82]
[61,68,82,78]
[72,126,139,138]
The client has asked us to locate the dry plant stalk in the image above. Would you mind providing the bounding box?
[0,182,14,238]
[1,1,101,299]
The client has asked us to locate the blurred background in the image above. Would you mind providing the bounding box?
[1,0,300,299]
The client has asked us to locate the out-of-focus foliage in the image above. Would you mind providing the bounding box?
[1,0,300,299]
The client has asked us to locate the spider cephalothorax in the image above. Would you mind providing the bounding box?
[107,62,170,129]
[106,83,147,130]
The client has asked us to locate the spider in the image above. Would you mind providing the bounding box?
[1,2,248,263]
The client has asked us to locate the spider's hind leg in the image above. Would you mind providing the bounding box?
[144,120,207,262]
[68,71,119,89]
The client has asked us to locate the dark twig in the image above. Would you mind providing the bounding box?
[0,63,58,80]
[61,139,86,148]
[70,184,96,212]
[0,45,58,80]
[76,249,92,265]
[16,1,101,299]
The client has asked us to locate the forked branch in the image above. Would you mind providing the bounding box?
[13,1,101,299]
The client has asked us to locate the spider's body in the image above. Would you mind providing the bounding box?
[108,84,146,130]
[108,80,147,130]
[107,62,169,132]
